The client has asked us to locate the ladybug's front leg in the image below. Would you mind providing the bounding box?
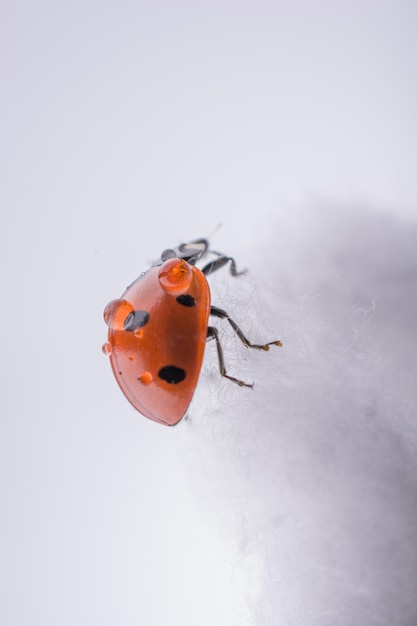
[201,255,246,277]
[207,326,253,388]
[210,306,283,350]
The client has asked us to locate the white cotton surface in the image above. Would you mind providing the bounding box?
[173,207,417,625]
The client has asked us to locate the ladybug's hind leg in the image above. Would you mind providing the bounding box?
[210,306,283,350]
[207,326,253,388]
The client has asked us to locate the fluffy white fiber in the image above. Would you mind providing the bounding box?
[174,206,417,625]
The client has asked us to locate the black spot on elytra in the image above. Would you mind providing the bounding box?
[158,365,186,384]
[124,310,150,331]
[176,294,195,307]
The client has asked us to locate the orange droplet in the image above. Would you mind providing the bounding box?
[102,342,112,355]
[134,329,144,339]
[128,355,135,361]
[158,258,192,294]
[103,299,134,330]
[138,371,153,385]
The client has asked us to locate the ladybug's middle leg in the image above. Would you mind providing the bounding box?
[210,306,282,350]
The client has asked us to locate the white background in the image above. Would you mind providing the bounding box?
[1,1,416,625]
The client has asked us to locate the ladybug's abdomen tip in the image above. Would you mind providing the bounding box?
[145,411,185,427]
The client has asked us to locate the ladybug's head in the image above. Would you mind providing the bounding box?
[156,238,209,267]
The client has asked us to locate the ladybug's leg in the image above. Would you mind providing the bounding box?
[210,306,283,350]
[207,327,253,388]
[201,255,246,277]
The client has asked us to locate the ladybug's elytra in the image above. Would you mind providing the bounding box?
[103,239,282,426]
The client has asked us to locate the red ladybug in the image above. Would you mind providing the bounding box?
[103,239,282,426]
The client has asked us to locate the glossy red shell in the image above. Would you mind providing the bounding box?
[104,260,211,426]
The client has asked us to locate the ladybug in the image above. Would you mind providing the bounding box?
[102,238,282,426]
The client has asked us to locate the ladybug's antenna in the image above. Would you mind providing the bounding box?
[206,222,223,241]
